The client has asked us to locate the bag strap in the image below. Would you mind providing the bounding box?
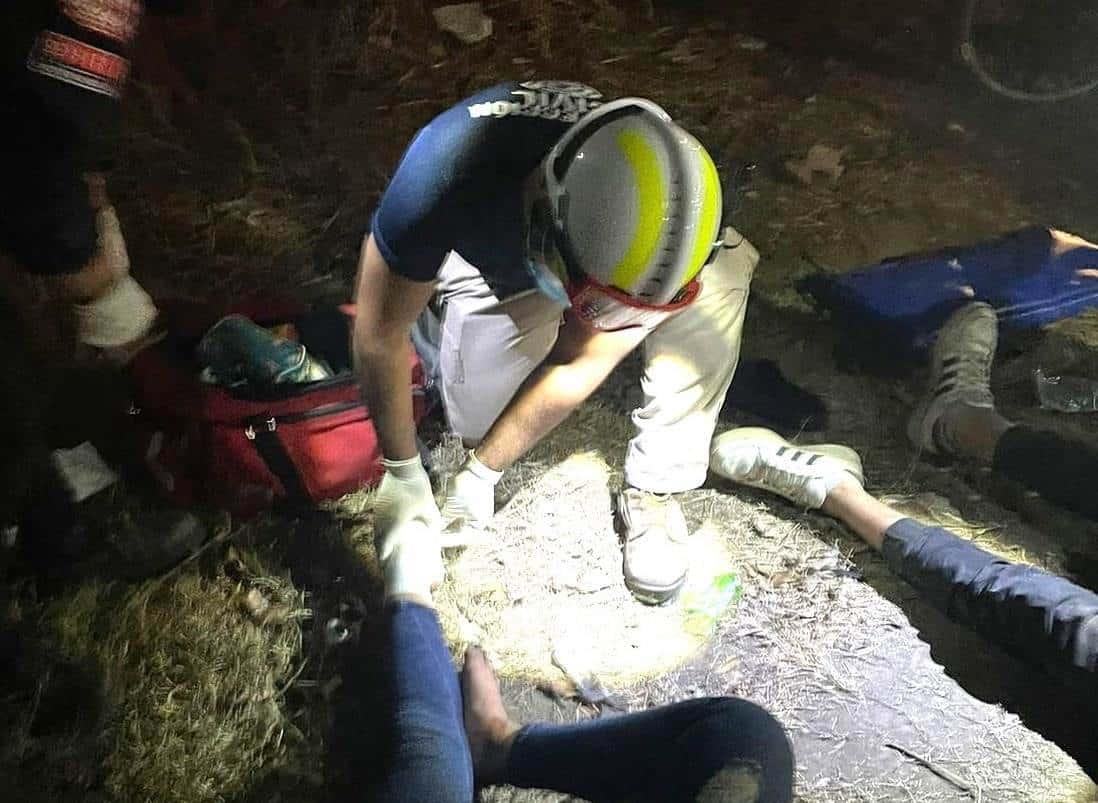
[245,416,311,507]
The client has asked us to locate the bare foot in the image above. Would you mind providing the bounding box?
[461,646,520,787]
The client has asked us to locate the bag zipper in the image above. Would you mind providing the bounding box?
[231,373,357,403]
[281,399,365,423]
[229,372,433,402]
[243,400,366,439]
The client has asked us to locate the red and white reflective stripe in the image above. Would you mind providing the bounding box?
[570,277,701,332]
[60,0,143,44]
[27,31,130,98]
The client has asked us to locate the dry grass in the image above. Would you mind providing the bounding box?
[629,490,1095,803]
[41,550,312,803]
[10,1,1093,800]
[437,451,736,685]
[736,87,1036,313]
[1048,308,1098,352]
[337,403,741,686]
[340,399,1098,803]
[880,491,1064,571]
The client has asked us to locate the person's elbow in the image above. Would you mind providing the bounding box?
[353,315,407,367]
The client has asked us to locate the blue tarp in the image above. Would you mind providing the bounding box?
[801,227,1098,367]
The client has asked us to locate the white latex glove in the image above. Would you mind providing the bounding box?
[73,274,158,348]
[441,451,504,530]
[373,456,443,600]
[72,207,158,349]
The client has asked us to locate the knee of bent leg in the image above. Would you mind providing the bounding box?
[686,698,794,803]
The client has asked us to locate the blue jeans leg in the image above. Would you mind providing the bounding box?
[505,697,793,803]
[373,601,473,803]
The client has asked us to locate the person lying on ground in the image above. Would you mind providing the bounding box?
[370,521,795,803]
[908,302,1098,521]
[356,81,758,605]
[709,426,1098,685]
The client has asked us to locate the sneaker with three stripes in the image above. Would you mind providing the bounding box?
[906,302,998,455]
[709,428,864,509]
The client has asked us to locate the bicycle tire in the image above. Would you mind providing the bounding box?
[960,0,1098,102]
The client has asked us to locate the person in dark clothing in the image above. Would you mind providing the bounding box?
[1,1,161,354]
[907,302,1098,522]
[371,523,795,803]
[0,1,202,579]
[709,426,1098,686]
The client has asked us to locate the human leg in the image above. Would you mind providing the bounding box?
[619,232,756,603]
[907,302,1098,520]
[1,104,157,357]
[422,253,563,533]
[371,514,474,803]
[372,601,475,803]
[0,274,200,582]
[506,700,792,803]
[429,252,563,447]
[0,285,78,568]
[710,427,1098,681]
[991,425,1098,520]
[460,643,793,803]
[878,516,1098,681]
[819,480,904,551]
[818,475,1098,682]
[624,232,756,494]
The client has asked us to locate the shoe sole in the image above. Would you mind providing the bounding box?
[624,573,686,606]
[710,427,864,485]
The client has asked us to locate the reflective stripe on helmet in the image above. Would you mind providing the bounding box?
[610,129,669,292]
[683,144,722,286]
[535,95,724,307]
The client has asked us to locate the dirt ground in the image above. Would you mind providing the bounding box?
[5,1,1098,801]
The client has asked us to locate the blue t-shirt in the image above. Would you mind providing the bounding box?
[372,81,604,298]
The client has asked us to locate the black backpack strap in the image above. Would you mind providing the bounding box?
[245,416,311,507]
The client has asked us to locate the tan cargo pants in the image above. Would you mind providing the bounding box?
[415,228,757,494]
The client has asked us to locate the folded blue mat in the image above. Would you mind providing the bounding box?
[800,227,1098,370]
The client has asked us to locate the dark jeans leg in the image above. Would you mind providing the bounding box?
[993,425,1098,520]
[505,697,794,803]
[373,601,473,803]
[882,518,1098,683]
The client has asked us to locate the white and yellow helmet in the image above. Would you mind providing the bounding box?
[539,97,723,306]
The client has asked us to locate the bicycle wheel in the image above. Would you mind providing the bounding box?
[961,0,1098,101]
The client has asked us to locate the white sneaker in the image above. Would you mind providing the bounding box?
[709,428,863,509]
[907,302,997,455]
